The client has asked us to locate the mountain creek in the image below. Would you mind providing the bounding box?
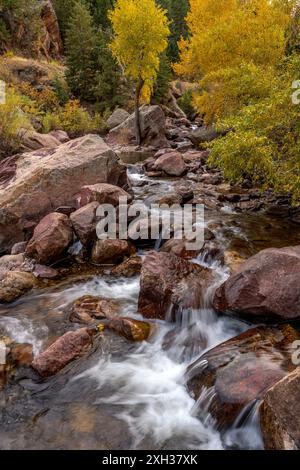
[0,150,300,450]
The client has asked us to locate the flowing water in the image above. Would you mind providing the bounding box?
[0,167,300,450]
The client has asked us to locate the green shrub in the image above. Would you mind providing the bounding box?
[0,87,32,158]
[42,100,107,137]
[178,90,196,120]
[209,55,300,205]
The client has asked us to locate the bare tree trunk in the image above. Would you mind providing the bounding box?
[134,79,144,146]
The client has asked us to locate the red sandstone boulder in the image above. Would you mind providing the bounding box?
[152,151,187,177]
[91,239,136,265]
[188,325,299,428]
[26,212,73,264]
[32,328,96,377]
[213,246,300,322]
[108,105,168,148]
[76,183,132,208]
[70,202,99,245]
[138,251,215,320]
[260,367,300,450]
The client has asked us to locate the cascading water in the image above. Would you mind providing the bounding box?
[1,165,294,450]
[71,252,251,450]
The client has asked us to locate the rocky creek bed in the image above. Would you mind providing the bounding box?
[0,108,300,450]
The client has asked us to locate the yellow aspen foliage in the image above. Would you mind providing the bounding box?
[109,0,170,143]
[175,0,291,79]
[175,0,299,204]
[109,0,170,100]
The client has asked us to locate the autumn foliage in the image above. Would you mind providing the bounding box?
[176,0,300,203]
[109,0,170,143]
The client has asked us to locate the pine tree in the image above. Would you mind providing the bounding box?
[85,0,116,29]
[92,28,127,111]
[53,0,76,41]
[158,0,189,62]
[152,52,172,104]
[65,1,97,101]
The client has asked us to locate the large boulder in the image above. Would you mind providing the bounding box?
[26,212,73,264]
[188,325,299,428]
[213,246,300,322]
[91,239,136,265]
[138,251,215,320]
[0,135,126,253]
[32,327,96,377]
[107,108,130,130]
[107,105,169,148]
[188,126,221,147]
[260,367,300,450]
[76,183,132,208]
[70,202,99,246]
[20,129,61,151]
[152,151,187,177]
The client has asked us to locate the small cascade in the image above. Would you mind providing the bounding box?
[223,401,264,450]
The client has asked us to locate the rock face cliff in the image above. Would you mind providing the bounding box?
[40,0,63,58]
[0,0,62,58]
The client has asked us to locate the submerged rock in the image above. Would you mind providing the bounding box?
[70,295,120,324]
[138,251,215,320]
[223,249,247,274]
[213,246,300,322]
[32,327,97,377]
[26,212,73,264]
[188,325,299,428]
[0,339,33,388]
